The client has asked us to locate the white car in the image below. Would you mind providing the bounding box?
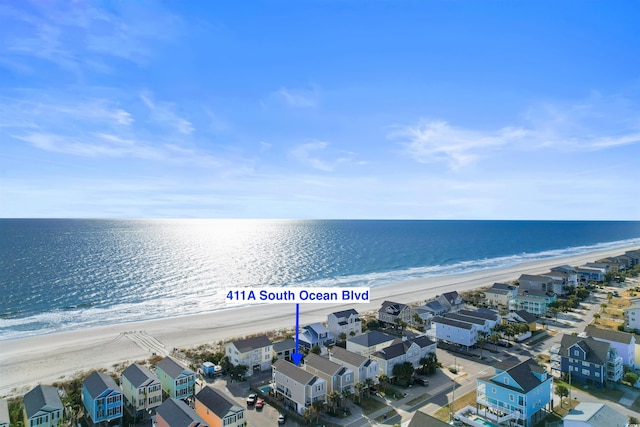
[278,413,286,424]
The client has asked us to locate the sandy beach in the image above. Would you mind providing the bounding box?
[1,245,638,397]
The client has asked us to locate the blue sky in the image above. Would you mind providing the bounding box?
[1,0,639,219]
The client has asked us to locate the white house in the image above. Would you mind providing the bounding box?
[372,336,436,379]
[432,316,478,348]
[225,335,273,376]
[272,359,327,415]
[346,331,397,357]
[302,354,354,394]
[583,325,636,368]
[436,291,464,313]
[484,283,518,307]
[625,301,640,331]
[327,309,362,338]
[563,402,628,427]
[328,347,379,385]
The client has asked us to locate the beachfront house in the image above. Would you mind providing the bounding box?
[194,386,244,427]
[575,265,606,283]
[377,301,413,327]
[584,325,636,368]
[518,275,554,293]
[298,323,335,351]
[476,358,553,427]
[372,336,436,379]
[225,335,273,376]
[550,265,579,287]
[272,359,327,415]
[120,363,162,419]
[436,291,465,313]
[485,283,518,307]
[82,371,123,427]
[432,316,477,348]
[413,300,448,326]
[625,301,640,331]
[156,357,196,401]
[328,346,379,385]
[563,402,628,427]
[512,289,556,315]
[346,331,397,357]
[273,338,297,363]
[156,398,208,427]
[302,353,354,394]
[23,385,64,427]
[327,309,363,339]
[557,334,623,387]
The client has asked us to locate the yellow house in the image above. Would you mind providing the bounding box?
[194,387,245,427]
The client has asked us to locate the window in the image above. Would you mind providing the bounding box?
[582,369,590,375]
[595,372,600,377]
[503,378,509,385]
[509,394,514,402]
[573,350,579,356]
[492,388,496,393]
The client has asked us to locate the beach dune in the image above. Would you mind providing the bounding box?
[1,246,637,397]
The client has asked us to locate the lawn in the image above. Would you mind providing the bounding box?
[554,379,625,402]
[375,409,400,424]
[357,396,388,415]
[534,399,581,427]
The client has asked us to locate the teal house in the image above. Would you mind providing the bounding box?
[476,358,553,427]
[82,371,123,427]
[156,357,196,401]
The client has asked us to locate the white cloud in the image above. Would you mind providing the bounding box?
[391,120,528,169]
[140,92,194,135]
[274,86,319,108]
[290,140,334,171]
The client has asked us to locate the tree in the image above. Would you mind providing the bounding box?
[338,332,347,343]
[413,312,424,326]
[396,319,408,335]
[310,345,321,354]
[354,382,365,404]
[327,391,341,414]
[600,303,608,312]
[555,384,569,407]
[378,374,389,392]
[392,361,415,386]
[365,378,374,397]
[623,371,639,386]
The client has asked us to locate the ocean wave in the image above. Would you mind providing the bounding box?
[1,237,639,341]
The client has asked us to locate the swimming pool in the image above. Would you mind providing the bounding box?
[259,385,272,394]
[470,415,501,427]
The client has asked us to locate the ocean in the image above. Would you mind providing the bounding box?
[1,219,640,340]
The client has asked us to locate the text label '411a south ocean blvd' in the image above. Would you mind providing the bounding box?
[224,287,370,304]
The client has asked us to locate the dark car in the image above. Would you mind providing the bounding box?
[414,376,429,386]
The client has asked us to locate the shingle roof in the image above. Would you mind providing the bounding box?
[431,316,473,330]
[440,291,461,304]
[408,411,451,427]
[373,341,409,360]
[512,310,538,324]
[304,353,343,375]
[83,371,120,400]
[422,300,446,312]
[584,325,635,345]
[444,313,486,325]
[489,283,517,292]
[564,403,628,427]
[273,338,296,352]
[230,335,272,353]
[122,364,158,388]
[23,385,63,419]
[330,309,359,319]
[329,347,367,367]
[195,387,243,418]
[157,357,193,379]
[156,398,207,427]
[347,331,395,347]
[379,300,409,315]
[491,358,548,393]
[273,359,317,385]
[411,335,435,349]
[560,335,610,365]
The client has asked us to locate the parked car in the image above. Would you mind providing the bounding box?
[414,376,429,386]
[247,393,257,405]
[255,398,264,409]
[278,413,286,424]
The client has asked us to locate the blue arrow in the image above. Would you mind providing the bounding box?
[292,303,303,366]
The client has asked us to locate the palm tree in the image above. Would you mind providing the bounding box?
[327,391,341,414]
[365,378,374,397]
[354,382,365,404]
[378,374,389,393]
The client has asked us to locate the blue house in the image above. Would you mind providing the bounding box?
[476,358,553,427]
[82,371,123,427]
[557,334,623,387]
[298,323,335,350]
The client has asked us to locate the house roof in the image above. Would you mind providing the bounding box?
[488,283,517,292]
[432,316,474,330]
[304,353,344,376]
[23,385,62,419]
[83,371,120,400]
[330,309,359,319]
[195,387,243,418]
[564,403,628,427]
[273,359,318,385]
[303,322,329,334]
[519,274,552,283]
[511,310,538,324]
[516,288,554,298]
[440,291,461,304]
[490,358,548,393]
[230,335,272,353]
[422,300,446,312]
[157,398,207,427]
[379,300,409,315]
[347,331,395,347]
[445,313,486,325]
[373,341,411,360]
[157,357,194,379]
[329,346,367,367]
[584,325,635,345]
[551,265,577,274]
[411,335,436,349]
[560,335,610,365]
[273,338,296,352]
[408,410,451,427]
[122,363,158,388]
